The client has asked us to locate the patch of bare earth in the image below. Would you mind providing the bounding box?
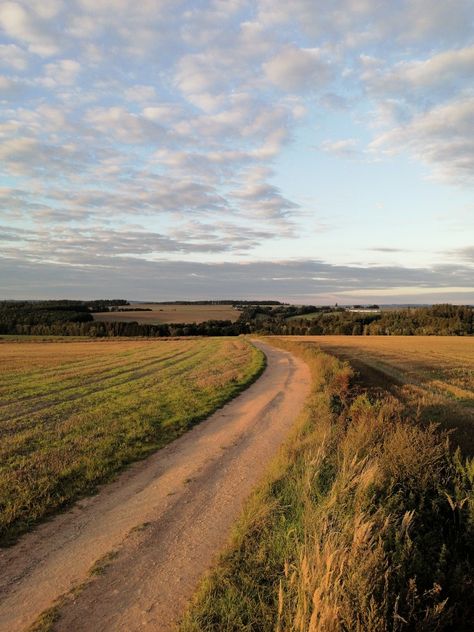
[0,341,310,632]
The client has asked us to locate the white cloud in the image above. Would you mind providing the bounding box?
[124,84,156,103]
[372,96,474,184]
[142,105,182,124]
[0,74,26,99]
[364,46,474,99]
[263,46,331,91]
[0,0,472,297]
[84,106,167,144]
[0,2,60,56]
[0,43,29,70]
[41,59,81,86]
[257,0,474,49]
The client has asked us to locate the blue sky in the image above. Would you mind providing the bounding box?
[0,0,473,302]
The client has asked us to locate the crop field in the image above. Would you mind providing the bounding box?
[0,337,263,544]
[92,303,241,325]
[290,335,474,454]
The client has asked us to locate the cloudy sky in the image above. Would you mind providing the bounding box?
[0,0,473,303]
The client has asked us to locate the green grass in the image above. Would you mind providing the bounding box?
[0,337,264,545]
[286,312,322,321]
[180,340,474,632]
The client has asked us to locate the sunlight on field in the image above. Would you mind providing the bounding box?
[0,337,263,543]
[301,335,474,394]
[283,335,474,455]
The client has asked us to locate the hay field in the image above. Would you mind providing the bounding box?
[291,335,474,453]
[92,303,240,325]
[0,337,263,543]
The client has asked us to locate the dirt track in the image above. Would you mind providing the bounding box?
[0,340,310,632]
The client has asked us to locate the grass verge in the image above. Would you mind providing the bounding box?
[180,339,474,631]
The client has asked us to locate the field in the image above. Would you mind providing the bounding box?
[181,338,474,631]
[92,303,241,325]
[294,335,474,454]
[0,337,263,544]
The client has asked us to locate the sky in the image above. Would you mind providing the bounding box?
[0,0,473,303]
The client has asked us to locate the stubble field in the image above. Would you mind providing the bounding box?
[290,335,474,454]
[92,303,241,325]
[0,337,263,544]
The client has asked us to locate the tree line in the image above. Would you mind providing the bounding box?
[0,301,472,337]
[250,304,473,336]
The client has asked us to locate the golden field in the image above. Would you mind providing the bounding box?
[92,303,241,325]
[283,335,474,454]
[0,337,263,544]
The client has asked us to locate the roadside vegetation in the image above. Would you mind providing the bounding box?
[0,337,264,545]
[180,340,474,631]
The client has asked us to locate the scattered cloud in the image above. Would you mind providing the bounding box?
[371,96,474,185]
[41,59,81,86]
[0,0,473,298]
[263,46,331,91]
[0,1,61,56]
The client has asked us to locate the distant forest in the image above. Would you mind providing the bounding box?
[0,301,472,337]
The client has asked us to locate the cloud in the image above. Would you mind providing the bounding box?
[0,219,280,265]
[0,74,27,99]
[371,96,474,184]
[230,170,299,222]
[363,46,474,101]
[41,59,81,86]
[263,46,331,91]
[257,0,474,49]
[1,255,473,303]
[449,246,474,263]
[84,106,170,144]
[124,84,156,103]
[0,43,29,70]
[0,0,473,299]
[0,2,60,56]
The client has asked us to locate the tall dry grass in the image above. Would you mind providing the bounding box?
[180,340,474,632]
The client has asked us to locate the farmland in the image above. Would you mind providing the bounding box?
[92,303,241,325]
[0,337,263,544]
[296,335,474,454]
[181,337,474,631]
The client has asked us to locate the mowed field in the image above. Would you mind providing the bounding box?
[92,303,240,325]
[0,337,263,544]
[291,335,474,454]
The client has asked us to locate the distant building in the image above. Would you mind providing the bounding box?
[346,305,381,314]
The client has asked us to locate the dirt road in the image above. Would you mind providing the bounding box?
[0,340,310,632]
